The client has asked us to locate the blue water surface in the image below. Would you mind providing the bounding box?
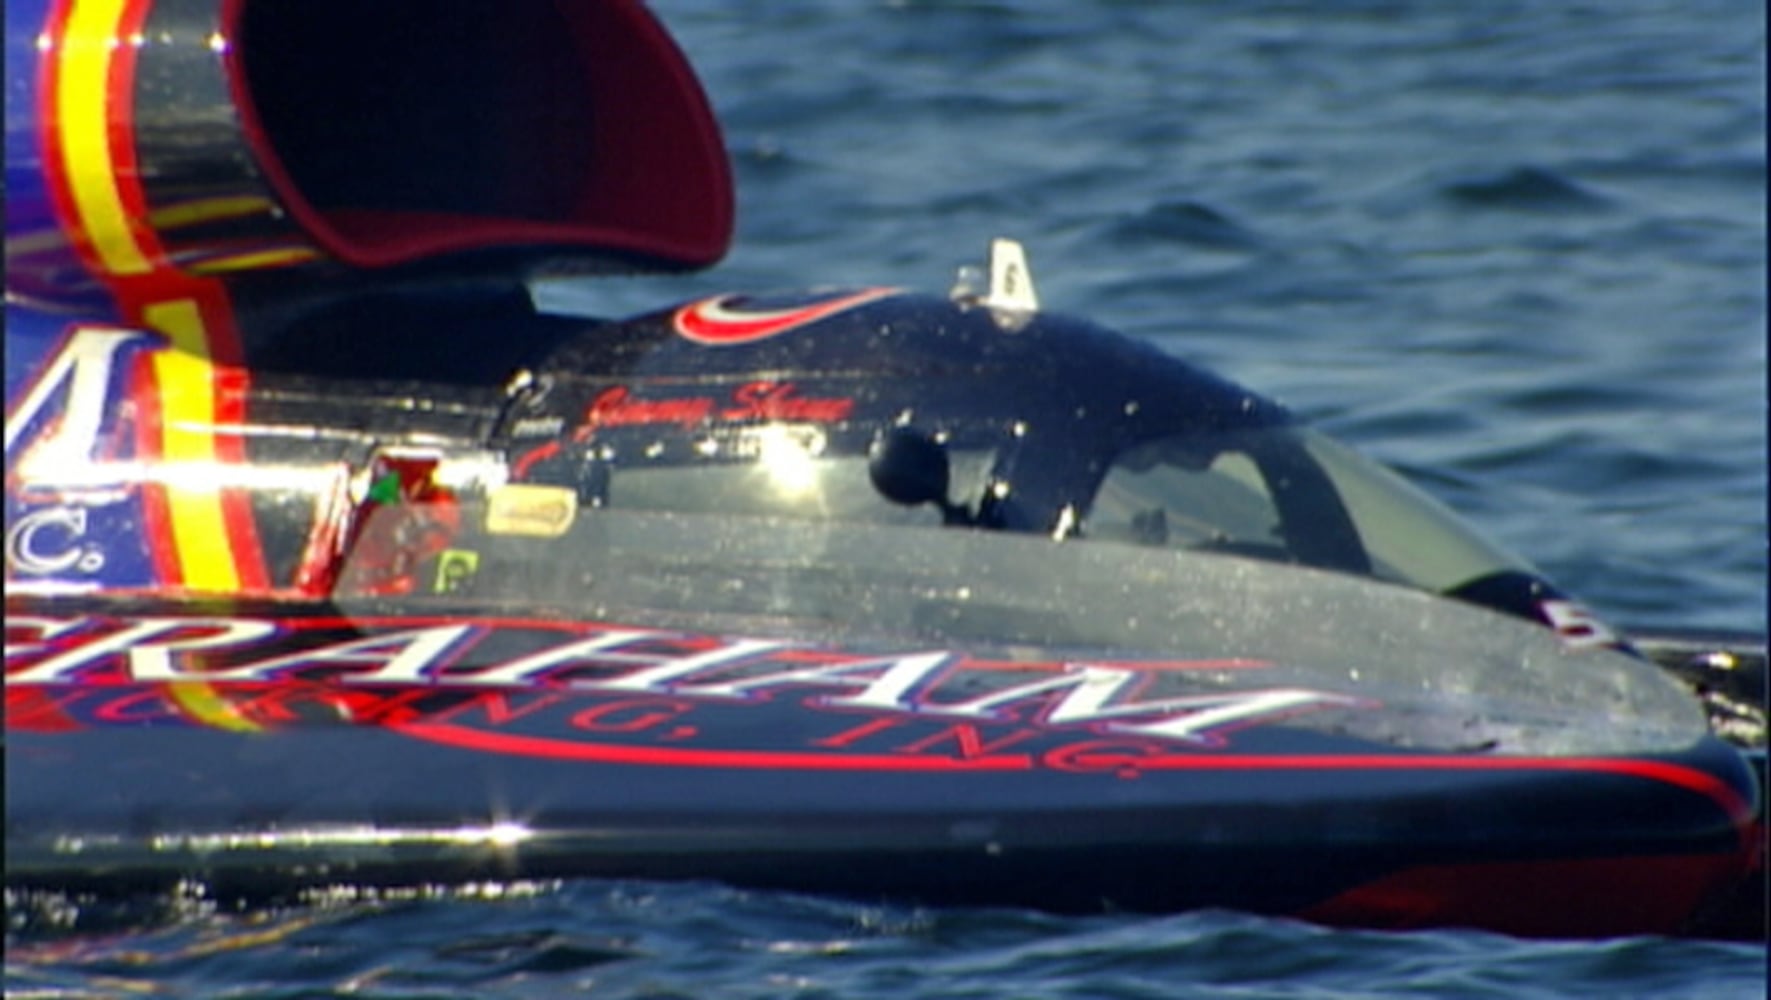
[6,0,1765,996]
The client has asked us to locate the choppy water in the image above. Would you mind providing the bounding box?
[6,0,1766,996]
[6,882,1767,999]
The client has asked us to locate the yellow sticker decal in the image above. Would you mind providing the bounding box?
[485,484,578,538]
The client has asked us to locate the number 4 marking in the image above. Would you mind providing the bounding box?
[6,326,153,490]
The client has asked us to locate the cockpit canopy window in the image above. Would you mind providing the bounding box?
[563,422,1529,598]
[588,428,1000,529]
[1087,427,1527,593]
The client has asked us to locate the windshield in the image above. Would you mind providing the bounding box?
[313,423,1699,755]
[324,504,1704,757]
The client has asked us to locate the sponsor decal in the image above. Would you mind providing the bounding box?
[509,416,566,439]
[5,325,150,491]
[484,484,576,538]
[3,614,1371,770]
[510,381,858,477]
[578,381,856,433]
[581,385,712,430]
[4,325,160,589]
[6,505,106,576]
[673,288,897,345]
[724,381,855,423]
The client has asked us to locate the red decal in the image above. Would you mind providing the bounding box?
[811,716,904,749]
[576,382,853,434]
[569,698,695,733]
[1043,739,1172,777]
[91,688,178,724]
[584,386,713,430]
[510,439,563,479]
[673,288,897,345]
[419,691,562,727]
[722,381,854,422]
[4,687,86,733]
[895,723,1039,759]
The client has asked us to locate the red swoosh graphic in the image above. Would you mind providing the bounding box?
[392,721,1757,835]
[396,722,1032,771]
[673,288,897,344]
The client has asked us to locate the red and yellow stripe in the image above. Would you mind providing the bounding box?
[38,0,268,593]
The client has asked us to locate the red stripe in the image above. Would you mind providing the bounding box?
[391,719,1756,828]
[189,280,245,364]
[1112,751,1758,829]
[196,288,268,590]
[396,723,1035,771]
[511,440,563,480]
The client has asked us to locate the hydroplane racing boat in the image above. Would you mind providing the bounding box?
[4,0,1763,939]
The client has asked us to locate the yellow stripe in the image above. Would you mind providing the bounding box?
[58,0,152,276]
[144,298,240,591]
[190,247,322,274]
[166,681,260,732]
[149,195,276,230]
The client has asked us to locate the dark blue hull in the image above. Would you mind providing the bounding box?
[7,596,1759,940]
